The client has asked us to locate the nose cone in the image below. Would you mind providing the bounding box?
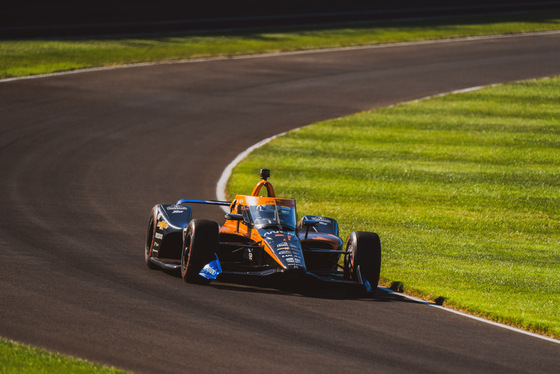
[260,229,307,271]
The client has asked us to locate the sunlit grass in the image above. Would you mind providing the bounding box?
[0,338,129,374]
[1,9,560,78]
[227,77,560,338]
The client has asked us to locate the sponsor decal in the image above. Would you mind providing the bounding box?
[198,258,222,280]
[155,233,163,240]
[260,228,305,267]
[311,216,331,223]
[171,210,184,214]
[157,221,168,230]
[166,205,189,210]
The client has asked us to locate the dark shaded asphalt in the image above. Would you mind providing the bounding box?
[4,1,560,38]
[1,33,559,373]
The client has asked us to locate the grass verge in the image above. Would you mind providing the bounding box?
[1,10,560,79]
[227,76,560,338]
[0,337,129,373]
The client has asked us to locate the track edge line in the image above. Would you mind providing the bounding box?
[2,30,560,84]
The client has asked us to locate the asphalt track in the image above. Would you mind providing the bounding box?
[1,32,560,373]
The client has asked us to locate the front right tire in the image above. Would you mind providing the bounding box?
[344,231,381,294]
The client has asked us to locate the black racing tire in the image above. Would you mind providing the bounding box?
[181,219,219,284]
[344,231,381,294]
[144,212,158,270]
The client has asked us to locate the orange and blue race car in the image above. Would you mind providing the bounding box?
[144,169,381,294]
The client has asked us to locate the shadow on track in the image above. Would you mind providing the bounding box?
[159,265,428,304]
[212,279,428,305]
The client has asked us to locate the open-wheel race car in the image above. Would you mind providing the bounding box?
[145,169,381,294]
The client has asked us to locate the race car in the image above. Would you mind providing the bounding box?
[144,169,381,294]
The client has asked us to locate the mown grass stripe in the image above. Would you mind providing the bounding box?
[227,76,560,338]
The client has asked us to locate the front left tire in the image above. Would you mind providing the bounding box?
[181,219,219,284]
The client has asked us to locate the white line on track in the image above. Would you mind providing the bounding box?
[2,30,560,84]
[216,131,292,211]
[215,81,560,345]
[378,287,560,345]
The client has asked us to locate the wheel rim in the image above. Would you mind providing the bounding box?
[346,240,355,279]
[181,234,190,278]
[181,245,186,277]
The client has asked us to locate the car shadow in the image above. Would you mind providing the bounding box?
[161,265,431,304]
[208,276,429,304]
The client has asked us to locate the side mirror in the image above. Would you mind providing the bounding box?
[302,218,320,227]
[225,213,243,221]
[301,218,320,239]
[225,213,246,233]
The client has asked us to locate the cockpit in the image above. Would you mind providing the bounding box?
[248,200,297,231]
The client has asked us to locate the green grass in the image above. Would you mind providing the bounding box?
[1,9,560,78]
[227,77,560,338]
[0,337,129,373]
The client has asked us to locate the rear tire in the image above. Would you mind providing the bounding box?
[181,219,219,284]
[344,231,381,294]
[145,213,158,269]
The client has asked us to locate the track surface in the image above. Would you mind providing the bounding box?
[1,33,560,373]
